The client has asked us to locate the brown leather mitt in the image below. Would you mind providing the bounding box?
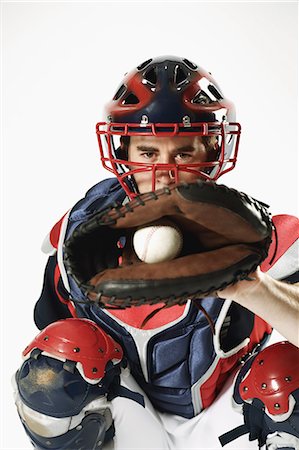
[63,180,273,308]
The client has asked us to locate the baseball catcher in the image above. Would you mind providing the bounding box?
[13,56,299,450]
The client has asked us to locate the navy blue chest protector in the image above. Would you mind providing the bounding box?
[36,178,272,418]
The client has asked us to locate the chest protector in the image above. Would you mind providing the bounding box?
[45,178,298,419]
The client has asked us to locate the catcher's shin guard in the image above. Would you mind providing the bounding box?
[219,341,299,449]
[19,411,111,450]
[13,319,123,449]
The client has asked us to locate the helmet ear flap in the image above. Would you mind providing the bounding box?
[115,146,127,160]
[212,140,221,162]
[115,136,130,160]
[202,136,220,162]
[201,137,221,176]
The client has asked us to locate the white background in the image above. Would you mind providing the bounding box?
[1,1,298,449]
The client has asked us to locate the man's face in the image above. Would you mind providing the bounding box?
[127,135,217,194]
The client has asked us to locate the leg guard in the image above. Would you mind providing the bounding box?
[219,341,299,449]
[14,319,123,449]
[20,411,111,450]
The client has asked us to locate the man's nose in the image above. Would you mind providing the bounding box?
[159,153,174,165]
[154,164,176,185]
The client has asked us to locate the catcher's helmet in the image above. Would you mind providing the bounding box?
[96,56,241,198]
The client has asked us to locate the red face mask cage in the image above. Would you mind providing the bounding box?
[96,121,241,199]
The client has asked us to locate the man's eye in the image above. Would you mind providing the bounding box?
[141,152,156,159]
[176,153,193,161]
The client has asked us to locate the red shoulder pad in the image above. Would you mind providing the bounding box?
[49,213,68,249]
[261,215,299,272]
[240,341,299,415]
[23,318,123,381]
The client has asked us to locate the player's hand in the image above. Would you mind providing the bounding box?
[216,267,261,301]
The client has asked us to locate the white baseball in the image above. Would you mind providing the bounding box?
[133,219,183,264]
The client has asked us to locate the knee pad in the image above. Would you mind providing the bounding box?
[219,341,299,449]
[16,318,123,417]
[14,318,123,448]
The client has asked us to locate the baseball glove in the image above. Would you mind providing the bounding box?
[63,180,273,309]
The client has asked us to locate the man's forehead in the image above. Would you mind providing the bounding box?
[129,135,201,146]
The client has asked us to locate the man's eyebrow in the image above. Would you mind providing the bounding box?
[175,145,195,152]
[136,145,196,152]
[136,145,159,152]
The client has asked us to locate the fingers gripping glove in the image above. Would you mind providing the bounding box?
[219,342,299,449]
[14,319,125,449]
[63,181,273,309]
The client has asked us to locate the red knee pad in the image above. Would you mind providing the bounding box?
[240,341,299,416]
[23,318,123,382]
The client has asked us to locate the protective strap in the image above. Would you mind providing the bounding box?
[108,382,145,407]
[218,424,249,446]
[98,361,145,407]
[104,367,144,407]
[219,399,268,448]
